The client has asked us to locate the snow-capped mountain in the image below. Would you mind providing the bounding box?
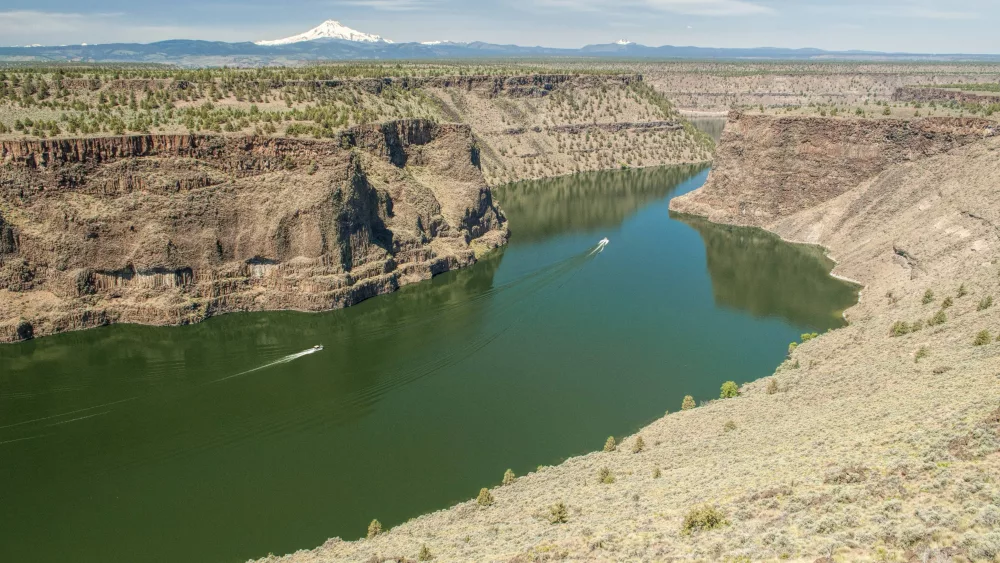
[615,39,634,45]
[255,20,392,46]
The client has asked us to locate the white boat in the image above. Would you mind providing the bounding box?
[312,344,324,351]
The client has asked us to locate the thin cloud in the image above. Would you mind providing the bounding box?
[904,7,976,20]
[338,0,438,11]
[532,0,772,16]
[0,11,272,45]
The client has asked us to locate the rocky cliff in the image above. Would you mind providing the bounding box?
[670,113,994,227]
[0,120,507,342]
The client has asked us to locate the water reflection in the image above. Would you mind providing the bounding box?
[495,164,710,243]
[687,117,727,143]
[674,213,859,330]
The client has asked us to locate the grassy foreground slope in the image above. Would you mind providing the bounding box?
[257,122,1000,562]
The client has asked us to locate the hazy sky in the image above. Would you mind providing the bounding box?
[1,0,997,53]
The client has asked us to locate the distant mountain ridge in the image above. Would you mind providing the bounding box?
[1,19,998,65]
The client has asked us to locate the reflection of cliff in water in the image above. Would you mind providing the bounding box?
[687,117,727,143]
[674,213,859,331]
[0,248,507,410]
[494,164,709,243]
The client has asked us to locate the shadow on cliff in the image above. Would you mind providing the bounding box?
[672,212,860,331]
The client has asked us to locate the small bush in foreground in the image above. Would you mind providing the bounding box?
[476,487,494,507]
[598,467,615,484]
[787,341,798,355]
[723,420,737,433]
[891,321,911,337]
[767,378,779,394]
[682,505,728,534]
[367,519,382,539]
[632,435,645,453]
[681,395,696,410]
[942,296,954,309]
[974,330,992,346]
[720,381,739,398]
[958,283,968,297]
[923,289,935,304]
[915,346,929,363]
[502,469,515,486]
[549,502,568,524]
[418,545,433,561]
[910,318,924,332]
[603,436,616,452]
[928,310,947,326]
[979,296,994,311]
[801,332,818,342]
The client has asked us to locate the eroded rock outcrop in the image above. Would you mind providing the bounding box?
[670,112,994,227]
[0,120,507,342]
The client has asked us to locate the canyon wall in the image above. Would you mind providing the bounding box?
[266,114,1000,563]
[670,113,995,228]
[0,120,507,342]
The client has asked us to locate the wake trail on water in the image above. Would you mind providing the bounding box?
[208,347,323,384]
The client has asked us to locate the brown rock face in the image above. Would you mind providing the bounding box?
[670,112,994,227]
[893,86,1000,105]
[0,120,507,342]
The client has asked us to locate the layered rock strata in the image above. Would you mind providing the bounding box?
[0,120,507,342]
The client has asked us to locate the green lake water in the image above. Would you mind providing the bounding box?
[0,165,858,563]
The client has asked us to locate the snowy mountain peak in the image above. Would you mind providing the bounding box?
[255,20,392,46]
[615,39,634,45]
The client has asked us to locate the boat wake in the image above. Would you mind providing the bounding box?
[210,346,324,384]
[587,237,610,256]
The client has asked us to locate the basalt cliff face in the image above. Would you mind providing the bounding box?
[0,120,507,342]
[670,113,994,227]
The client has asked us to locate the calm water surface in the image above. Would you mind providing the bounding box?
[0,165,857,563]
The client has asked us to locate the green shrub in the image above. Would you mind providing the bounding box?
[367,519,382,539]
[681,505,728,534]
[766,378,779,395]
[974,330,992,346]
[788,341,798,355]
[720,381,739,399]
[681,395,696,410]
[928,310,947,326]
[418,545,433,561]
[979,296,994,311]
[942,296,954,309]
[922,289,935,304]
[549,502,568,524]
[801,332,819,342]
[603,436,616,452]
[915,346,929,363]
[957,284,968,298]
[476,487,494,507]
[891,321,911,337]
[598,467,615,484]
[632,435,645,453]
[910,319,924,332]
[502,469,515,486]
[723,420,736,432]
